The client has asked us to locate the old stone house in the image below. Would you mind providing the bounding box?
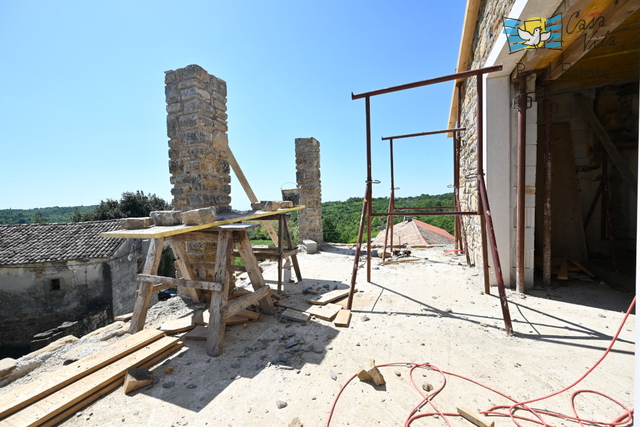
[0,221,144,355]
[450,0,639,289]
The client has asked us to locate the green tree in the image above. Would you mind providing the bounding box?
[73,191,172,222]
[33,213,46,224]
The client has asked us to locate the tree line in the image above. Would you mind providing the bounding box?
[0,191,455,245]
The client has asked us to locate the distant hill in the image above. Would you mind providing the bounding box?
[0,206,97,224]
[321,193,455,243]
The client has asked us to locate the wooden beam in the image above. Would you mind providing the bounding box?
[225,146,280,245]
[138,274,223,292]
[206,231,233,357]
[576,93,637,195]
[547,0,639,80]
[236,232,276,314]
[521,0,618,72]
[129,237,165,333]
[168,240,202,302]
[223,285,271,320]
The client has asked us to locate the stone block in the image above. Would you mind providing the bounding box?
[181,207,218,225]
[150,210,182,226]
[302,240,318,254]
[120,217,152,230]
[180,86,211,102]
[251,202,262,210]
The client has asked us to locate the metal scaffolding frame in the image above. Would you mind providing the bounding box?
[346,64,514,335]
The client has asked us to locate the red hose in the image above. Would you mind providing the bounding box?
[326,296,635,427]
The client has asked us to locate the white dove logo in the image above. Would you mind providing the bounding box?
[518,26,551,47]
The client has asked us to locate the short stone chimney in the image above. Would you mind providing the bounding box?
[295,137,323,244]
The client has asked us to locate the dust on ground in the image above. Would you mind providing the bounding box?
[2,244,635,426]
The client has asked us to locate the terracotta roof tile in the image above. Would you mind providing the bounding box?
[0,221,123,265]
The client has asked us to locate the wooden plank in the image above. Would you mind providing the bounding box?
[225,146,280,245]
[168,240,201,303]
[39,343,183,427]
[130,237,165,333]
[576,93,637,195]
[570,260,596,277]
[159,315,195,334]
[306,303,342,321]
[380,258,421,265]
[114,313,132,322]
[558,254,569,280]
[39,378,123,427]
[281,309,310,323]
[236,232,276,315]
[206,231,233,357]
[0,328,165,420]
[223,286,271,320]
[457,406,495,427]
[184,325,208,341]
[225,315,249,325]
[308,288,350,305]
[236,309,260,320]
[101,205,305,239]
[334,309,351,328]
[139,274,223,292]
[2,336,180,427]
[275,299,342,321]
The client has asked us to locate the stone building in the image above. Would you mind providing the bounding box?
[450,0,639,289]
[0,221,144,355]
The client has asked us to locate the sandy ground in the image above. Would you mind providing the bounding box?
[2,244,635,427]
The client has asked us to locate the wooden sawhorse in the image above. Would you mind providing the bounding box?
[128,223,275,356]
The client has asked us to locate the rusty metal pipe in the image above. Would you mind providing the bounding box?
[394,206,457,210]
[371,211,479,217]
[365,96,372,282]
[381,128,466,140]
[347,186,370,310]
[516,73,528,294]
[477,75,513,335]
[542,84,553,287]
[352,64,503,99]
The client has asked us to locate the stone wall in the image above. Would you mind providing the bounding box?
[295,138,323,244]
[458,0,517,266]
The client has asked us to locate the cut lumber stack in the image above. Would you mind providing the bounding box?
[0,328,182,427]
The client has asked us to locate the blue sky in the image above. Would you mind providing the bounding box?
[0,0,466,210]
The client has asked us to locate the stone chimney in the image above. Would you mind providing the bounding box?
[165,64,231,213]
[295,137,323,244]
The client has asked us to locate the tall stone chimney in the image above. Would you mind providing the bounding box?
[295,137,323,244]
[165,64,231,213]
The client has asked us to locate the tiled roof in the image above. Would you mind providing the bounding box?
[413,219,455,245]
[373,219,454,246]
[0,221,124,266]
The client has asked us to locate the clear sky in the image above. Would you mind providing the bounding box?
[0,0,466,210]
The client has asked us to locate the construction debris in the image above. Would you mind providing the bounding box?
[357,359,385,386]
[334,309,351,328]
[457,406,495,427]
[123,368,154,394]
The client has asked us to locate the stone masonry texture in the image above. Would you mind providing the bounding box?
[295,138,323,244]
[165,64,232,280]
[165,64,232,213]
[458,0,516,267]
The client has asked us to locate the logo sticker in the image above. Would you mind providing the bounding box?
[503,14,563,53]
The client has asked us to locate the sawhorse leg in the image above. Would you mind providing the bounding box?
[129,237,165,333]
[206,231,232,356]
